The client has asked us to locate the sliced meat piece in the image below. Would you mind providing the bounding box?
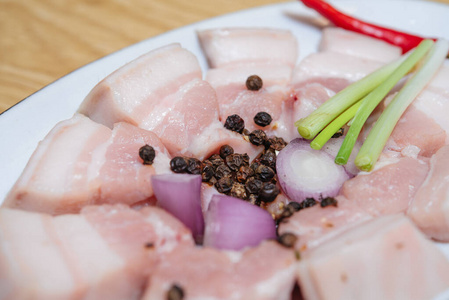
[206,62,293,88]
[138,78,219,155]
[0,205,194,300]
[142,241,297,300]
[408,145,449,242]
[339,156,429,216]
[388,105,446,157]
[206,63,296,140]
[297,214,449,300]
[198,28,298,68]
[319,27,402,63]
[406,61,449,141]
[3,114,171,215]
[213,84,297,141]
[422,59,449,94]
[200,28,298,142]
[292,52,384,91]
[79,43,259,160]
[186,120,263,162]
[293,82,336,122]
[79,43,202,128]
[278,197,372,252]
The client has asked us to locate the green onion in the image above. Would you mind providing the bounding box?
[335,39,434,166]
[355,39,449,171]
[310,100,361,150]
[295,55,406,140]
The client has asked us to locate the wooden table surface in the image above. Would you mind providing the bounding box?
[1,0,448,114]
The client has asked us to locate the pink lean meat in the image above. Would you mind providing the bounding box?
[0,205,193,300]
[3,114,171,215]
[141,241,297,300]
[297,214,449,300]
[318,27,402,63]
[78,43,261,161]
[408,145,449,242]
[198,28,298,142]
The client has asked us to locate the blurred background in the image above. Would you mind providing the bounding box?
[1,0,448,113]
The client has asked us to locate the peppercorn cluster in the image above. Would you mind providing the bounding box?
[278,196,338,224]
[169,112,288,208]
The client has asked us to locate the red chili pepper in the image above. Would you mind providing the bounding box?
[299,0,436,53]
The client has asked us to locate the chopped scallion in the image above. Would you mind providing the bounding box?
[355,39,449,171]
[310,100,361,150]
[295,55,407,140]
[335,39,434,165]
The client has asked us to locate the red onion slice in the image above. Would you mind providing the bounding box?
[151,174,204,243]
[203,194,277,251]
[276,138,349,202]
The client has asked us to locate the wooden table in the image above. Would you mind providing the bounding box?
[1,0,448,114]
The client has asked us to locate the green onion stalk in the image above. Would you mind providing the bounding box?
[355,39,449,171]
[335,39,435,166]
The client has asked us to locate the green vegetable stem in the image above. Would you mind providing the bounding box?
[355,39,449,171]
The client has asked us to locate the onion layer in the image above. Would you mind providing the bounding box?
[276,138,349,202]
[203,194,276,250]
[151,174,204,243]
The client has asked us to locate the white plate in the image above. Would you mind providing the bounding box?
[1,0,449,274]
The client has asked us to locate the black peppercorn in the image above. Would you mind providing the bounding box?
[245,177,263,194]
[208,154,224,169]
[260,149,277,169]
[332,128,344,138]
[167,284,184,300]
[254,112,272,127]
[246,75,263,91]
[248,129,267,146]
[219,144,234,159]
[201,162,214,182]
[277,233,298,248]
[264,136,288,151]
[236,165,254,183]
[215,177,233,194]
[226,153,246,172]
[139,144,156,165]
[258,182,279,203]
[320,197,338,208]
[255,164,275,182]
[301,198,317,209]
[170,156,188,173]
[279,201,302,219]
[186,158,202,175]
[215,164,232,180]
[224,114,245,134]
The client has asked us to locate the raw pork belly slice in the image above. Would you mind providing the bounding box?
[4,114,171,215]
[297,214,449,300]
[0,205,194,300]
[319,27,402,63]
[78,43,202,129]
[408,145,449,242]
[387,105,446,157]
[407,60,449,142]
[199,28,298,141]
[292,82,336,122]
[339,156,429,216]
[291,51,385,91]
[142,241,297,300]
[198,28,298,68]
[79,43,259,160]
[278,197,372,252]
[291,52,386,121]
[385,61,449,156]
